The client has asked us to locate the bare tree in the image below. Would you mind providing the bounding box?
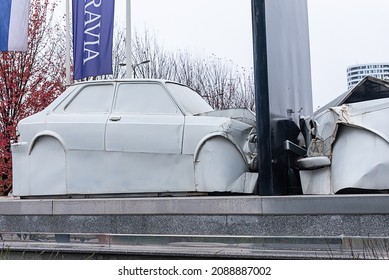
[102,26,255,111]
[112,23,126,79]
[129,30,255,110]
[132,30,176,80]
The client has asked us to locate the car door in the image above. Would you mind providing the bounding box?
[46,83,115,193]
[105,82,192,193]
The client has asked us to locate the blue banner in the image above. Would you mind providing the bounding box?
[73,0,114,80]
[0,0,29,51]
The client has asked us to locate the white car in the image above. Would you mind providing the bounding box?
[12,80,258,197]
[299,76,389,194]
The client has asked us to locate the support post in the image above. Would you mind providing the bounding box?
[126,0,133,79]
[251,0,273,195]
[65,0,71,85]
[251,0,313,196]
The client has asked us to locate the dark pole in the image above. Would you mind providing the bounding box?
[251,0,274,195]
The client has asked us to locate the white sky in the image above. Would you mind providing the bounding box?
[308,0,389,109]
[58,0,389,109]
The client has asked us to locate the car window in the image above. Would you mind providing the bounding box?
[165,83,213,115]
[65,84,114,113]
[114,83,179,114]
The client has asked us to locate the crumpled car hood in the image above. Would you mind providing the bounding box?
[196,108,256,127]
[299,77,389,194]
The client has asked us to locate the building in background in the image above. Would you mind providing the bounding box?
[347,63,389,89]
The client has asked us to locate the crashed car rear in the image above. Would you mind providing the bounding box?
[299,76,389,194]
[11,79,257,197]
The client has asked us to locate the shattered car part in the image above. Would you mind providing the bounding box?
[299,76,389,194]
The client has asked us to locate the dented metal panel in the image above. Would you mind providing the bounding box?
[300,77,389,194]
[198,108,257,127]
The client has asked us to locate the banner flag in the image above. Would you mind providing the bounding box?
[0,0,29,51]
[73,0,114,80]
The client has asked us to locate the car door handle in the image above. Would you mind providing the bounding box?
[109,116,121,122]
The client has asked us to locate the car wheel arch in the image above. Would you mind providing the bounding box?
[28,131,66,155]
[193,132,247,164]
[193,133,250,191]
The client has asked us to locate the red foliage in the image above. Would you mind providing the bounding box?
[0,0,66,195]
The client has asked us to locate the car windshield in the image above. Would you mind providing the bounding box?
[165,82,213,115]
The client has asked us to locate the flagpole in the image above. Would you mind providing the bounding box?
[126,0,133,79]
[65,0,71,84]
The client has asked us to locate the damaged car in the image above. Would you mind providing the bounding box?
[11,80,258,197]
[299,76,389,194]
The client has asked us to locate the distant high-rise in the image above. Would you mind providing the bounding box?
[347,63,389,89]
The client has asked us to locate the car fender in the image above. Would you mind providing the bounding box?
[193,132,248,165]
[193,133,250,192]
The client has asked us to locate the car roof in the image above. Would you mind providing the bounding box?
[71,79,180,86]
[315,76,389,115]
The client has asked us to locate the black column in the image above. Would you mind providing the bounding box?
[251,0,274,195]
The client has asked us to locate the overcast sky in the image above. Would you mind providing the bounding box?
[308,0,389,109]
[59,0,389,109]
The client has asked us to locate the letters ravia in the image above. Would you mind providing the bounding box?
[83,0,101,65]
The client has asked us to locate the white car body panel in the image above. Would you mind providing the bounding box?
[106,114,185,154]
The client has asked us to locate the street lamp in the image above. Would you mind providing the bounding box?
[133,60,151,78]
[120,60,151,79]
